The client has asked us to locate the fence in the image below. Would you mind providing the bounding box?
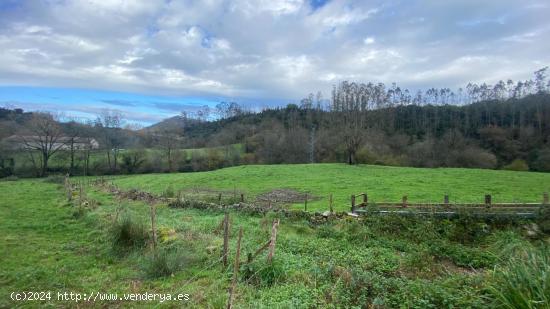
[350,192,549,217]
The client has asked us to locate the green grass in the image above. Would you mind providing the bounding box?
[2,165,549,307]
[107,164,550,211]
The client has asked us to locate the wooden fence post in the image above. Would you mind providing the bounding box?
[444,194,449,205]
[240,193,244,203]
[218,193,222,206]
[485,194,492,207]
[267,219,279,263]
[150,204,157,255]
[402,195,408,208]
[363,193,368,205]
[65,174,72,202]
[227,227,243,309]
[351,195,356,213]
[222,212,230,267]
[543,192,549,205]
[304,193,308,211]
[329,194,333,213]
[79,182,84,206]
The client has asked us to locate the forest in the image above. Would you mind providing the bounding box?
[1,67,549,177]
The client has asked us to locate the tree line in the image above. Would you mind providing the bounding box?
[0,67,549,177]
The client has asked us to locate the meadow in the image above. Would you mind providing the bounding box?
[1,164,549,308]
[108,164,550,211]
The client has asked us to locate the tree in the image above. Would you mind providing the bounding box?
[155,127,183,172]
[95,110,123,173]
[331,81,366,164]
[20,113,66,177]
[534,67,548,93]
[63,120,83,175]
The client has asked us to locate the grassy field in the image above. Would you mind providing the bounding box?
[107,164,550,212]
[1,165,549,308]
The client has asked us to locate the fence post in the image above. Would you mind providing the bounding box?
[444,194,449,205]
[329,194,333,213]
[351,195,356,213]
[240,193,244,203]
[543,192,549,205]
[218,193,222,206]
[79,182,85,206]
[150,204,157,255]
[484,194,492,207]
[267,219,279,263]
[363,193,368,205]
[222,212,230,267]
[65,174,72,202]
[402,195,408,208]
[227,227,243,309]
[304,193,308,212]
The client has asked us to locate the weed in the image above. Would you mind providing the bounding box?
[242,259,286,287]
[488,245,550,308]
[109,213,149,254]
[141,248,191,278]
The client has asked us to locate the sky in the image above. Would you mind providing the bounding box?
[0,0,549,125]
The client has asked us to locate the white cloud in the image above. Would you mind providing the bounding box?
[0,0,549,101]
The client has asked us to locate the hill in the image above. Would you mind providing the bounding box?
[147,94,550,171]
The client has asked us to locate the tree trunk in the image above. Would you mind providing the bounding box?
[106,151,111,171]
[70,141,75,175]
[41,152,49,177]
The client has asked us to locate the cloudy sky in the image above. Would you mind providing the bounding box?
[0,0,549,125]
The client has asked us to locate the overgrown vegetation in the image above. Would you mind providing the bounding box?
[1,174,549,307]
[489,245,550,309]
[109,213,149,254]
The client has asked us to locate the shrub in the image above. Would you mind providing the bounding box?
[316,224,341,239]
[72,205,87,219]
[530,148,550,172]
[43,175,65,184]
[110,214,149,254]
[489,245,549,308]
[162,185,175,198]
[503,159,529,171]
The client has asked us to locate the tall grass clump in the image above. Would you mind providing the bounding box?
[141,248,190,278]
[109,214,149,254]
[489,244,549,308]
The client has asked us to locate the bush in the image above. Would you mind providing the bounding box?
[72,205,87,219]
[489,245,549,308]
[531,148,550,172]
[503,159,529,171]
[43,175,65,184]
[316,224,341,239]
[110,214,149,254]
[162,185,175,198]
[355,147,377,164]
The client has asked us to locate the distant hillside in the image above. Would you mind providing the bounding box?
[146,94,550,171]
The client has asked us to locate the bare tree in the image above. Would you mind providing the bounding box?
[20,113,66,177]
[156,128,183,172]
[95,110,123,173]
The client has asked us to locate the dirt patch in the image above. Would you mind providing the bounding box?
[439,259,480,276]
[255,189,317,207]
